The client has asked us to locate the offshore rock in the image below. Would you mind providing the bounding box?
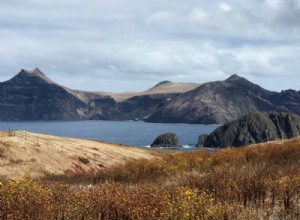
[150,133,180,148]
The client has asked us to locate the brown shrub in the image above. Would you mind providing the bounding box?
[1,138,299,219]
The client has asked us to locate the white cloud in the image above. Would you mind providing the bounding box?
[0,0,299,92]
[189,8,209,22]
[264,0,286,10]
[218,2,233,13]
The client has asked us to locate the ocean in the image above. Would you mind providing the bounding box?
[0,120,218,147]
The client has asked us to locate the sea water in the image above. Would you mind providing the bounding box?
[0,120,218,147]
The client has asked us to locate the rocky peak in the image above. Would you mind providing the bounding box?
[225,74,245,82]
[20,67,43,75]
[9,68,55,84]
[224,74,264,91]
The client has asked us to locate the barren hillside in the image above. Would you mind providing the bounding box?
[0,131,161,179]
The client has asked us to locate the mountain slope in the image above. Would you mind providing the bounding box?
[146,74,278,124]
[269,89,300,116]
[111,93,178,120]
[0,68,87,120]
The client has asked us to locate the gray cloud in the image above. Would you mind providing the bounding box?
[0,0,300,92]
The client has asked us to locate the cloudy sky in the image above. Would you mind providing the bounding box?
[0,0,300,92]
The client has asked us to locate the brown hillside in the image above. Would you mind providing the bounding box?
[0,131,160,179]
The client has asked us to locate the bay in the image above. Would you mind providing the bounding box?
[0,120,218,147]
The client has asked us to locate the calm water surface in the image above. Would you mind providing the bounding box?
[0,121,218,147]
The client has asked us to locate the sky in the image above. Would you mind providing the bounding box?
[0,0,300,92]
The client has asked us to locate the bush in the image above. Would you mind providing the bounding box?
[1,138,299,219]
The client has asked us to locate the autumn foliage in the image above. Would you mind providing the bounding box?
[0,138,300,219]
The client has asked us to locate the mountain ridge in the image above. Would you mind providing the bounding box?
[1,68,300,124]
[95,80,199,102]
[146,74,277,124]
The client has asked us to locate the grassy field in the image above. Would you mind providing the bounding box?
[0,135,299,219]
[0,131,159,179]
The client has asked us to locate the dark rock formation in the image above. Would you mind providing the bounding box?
[200,112,300,148]
[196,134,208,147]
[86,96,117,120]
[150,133,180,148]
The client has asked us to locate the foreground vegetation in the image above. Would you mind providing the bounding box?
[0,139,300,219]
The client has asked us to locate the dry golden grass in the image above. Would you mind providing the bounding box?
[0,134,299,219]
[0,131,160,179]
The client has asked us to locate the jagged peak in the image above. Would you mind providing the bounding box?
[20,67,44,76]
[14,68,55,84]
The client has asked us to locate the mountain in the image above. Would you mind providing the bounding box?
[89,80,199,120]
[2,69,300,124]
[0,68,88,120]
[199,112,300,148]
[96,80,199,102]
[146,74,280,124]
[0,69,197,121]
